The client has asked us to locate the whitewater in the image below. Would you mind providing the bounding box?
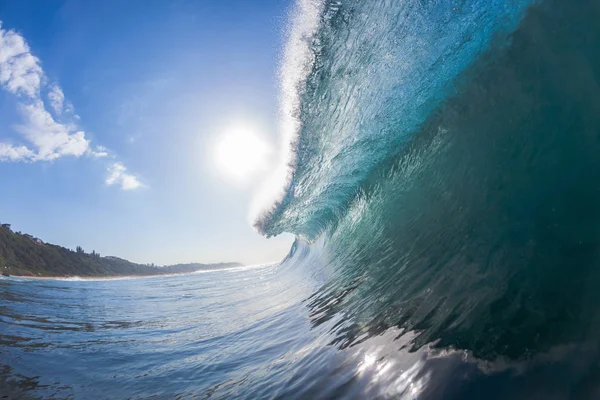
[5,0,600,398]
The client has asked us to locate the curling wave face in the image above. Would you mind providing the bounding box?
[265,0,600,393]
[256,0,532,238]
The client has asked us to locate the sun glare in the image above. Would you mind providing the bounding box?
[215,127,271,180]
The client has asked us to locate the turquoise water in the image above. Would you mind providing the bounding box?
[5,0,600,398]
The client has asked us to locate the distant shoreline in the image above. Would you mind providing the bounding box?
[6,272,208,281]
[8,275,155,280]
[4,264,270,281]
[0,224,243,278]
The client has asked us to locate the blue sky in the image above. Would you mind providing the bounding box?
[0,0,295,265]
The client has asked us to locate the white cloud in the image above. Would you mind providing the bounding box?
[89,145,109,158]
[0,21,144,190]
[15,101,89,161]
[105,162,143,190]
[0,24,42,97]
[47,83,64,115]
[0,143,33,162]
[0,22,89,162]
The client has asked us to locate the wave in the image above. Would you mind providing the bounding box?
[261,0,600,364]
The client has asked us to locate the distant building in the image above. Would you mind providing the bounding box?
[1,223,11,230]
[22,234,44,245]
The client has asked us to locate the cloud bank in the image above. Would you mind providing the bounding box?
[0,21,142,190]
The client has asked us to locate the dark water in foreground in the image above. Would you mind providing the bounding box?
[5,0,600,398]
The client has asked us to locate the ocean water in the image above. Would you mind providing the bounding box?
[4,0,600,398]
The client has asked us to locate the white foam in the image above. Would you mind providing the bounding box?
[249,0,325,232]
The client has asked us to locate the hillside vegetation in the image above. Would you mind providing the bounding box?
[0,224,242,277]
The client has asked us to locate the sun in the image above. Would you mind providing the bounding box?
[214,126,271,180]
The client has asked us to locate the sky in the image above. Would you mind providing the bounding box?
[0,0,296,266]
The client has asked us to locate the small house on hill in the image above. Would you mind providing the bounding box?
[23,234,44,245]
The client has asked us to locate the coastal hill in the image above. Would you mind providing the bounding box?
[0,224,242,277]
